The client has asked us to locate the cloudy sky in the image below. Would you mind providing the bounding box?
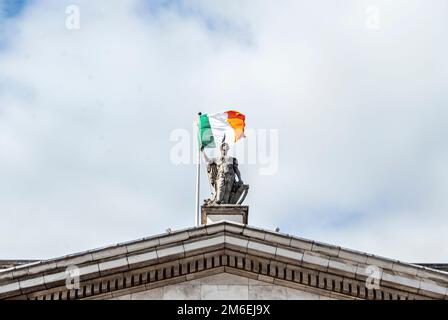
[0,0,447,262]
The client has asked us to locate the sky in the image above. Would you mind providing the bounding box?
[0,0,447,262]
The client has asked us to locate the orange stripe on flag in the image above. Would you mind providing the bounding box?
[225,110,246,142]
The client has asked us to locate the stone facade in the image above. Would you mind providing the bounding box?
[0,221,447,300]
[108,273,329,300]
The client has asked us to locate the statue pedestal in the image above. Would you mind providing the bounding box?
[201,205,249,225]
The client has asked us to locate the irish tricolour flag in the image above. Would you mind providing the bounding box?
[198,110,246,149]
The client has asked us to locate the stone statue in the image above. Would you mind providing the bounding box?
[202,142,249,205]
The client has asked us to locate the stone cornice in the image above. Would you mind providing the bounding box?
[0,221,447,300]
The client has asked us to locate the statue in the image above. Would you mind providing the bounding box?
[202,141,249,205]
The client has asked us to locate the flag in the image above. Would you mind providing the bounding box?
[198,110,246,149]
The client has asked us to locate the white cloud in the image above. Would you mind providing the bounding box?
[0,0,447,262]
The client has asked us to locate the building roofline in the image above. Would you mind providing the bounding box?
[0,221,447,300]
[1,221,447,277]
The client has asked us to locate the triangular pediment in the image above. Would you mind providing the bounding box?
[0,221,447,300]
[107,272,333,300]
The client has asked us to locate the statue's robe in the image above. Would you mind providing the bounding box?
[212,156,238,204]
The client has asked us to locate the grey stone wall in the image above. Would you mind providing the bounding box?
[110,273,331,300]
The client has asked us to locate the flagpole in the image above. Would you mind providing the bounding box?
[195,112,202,227]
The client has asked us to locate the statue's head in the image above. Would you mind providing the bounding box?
[220,142,229,156]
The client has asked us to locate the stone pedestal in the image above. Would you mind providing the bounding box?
[201,205,249,225]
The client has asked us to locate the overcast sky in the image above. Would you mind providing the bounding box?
[0,0,447,262]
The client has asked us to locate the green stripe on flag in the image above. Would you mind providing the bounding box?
[199,114,215,148]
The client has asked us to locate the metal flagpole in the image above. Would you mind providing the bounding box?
[195,112,202,226]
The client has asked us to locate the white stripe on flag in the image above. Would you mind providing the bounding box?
[208,112,235,145]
